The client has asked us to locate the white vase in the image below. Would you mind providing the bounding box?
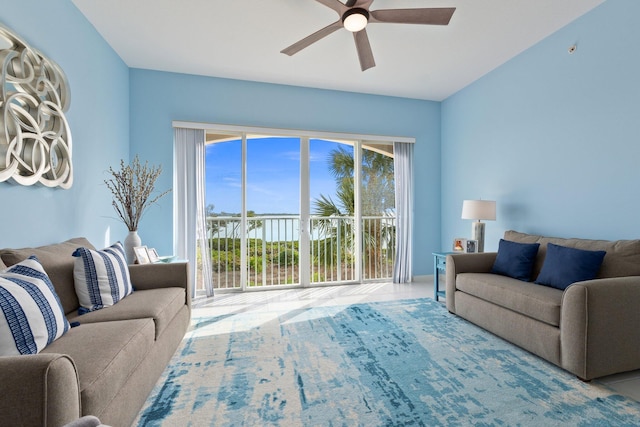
[124,230,141,264]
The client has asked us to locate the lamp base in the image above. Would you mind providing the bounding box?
[471,221,486,253]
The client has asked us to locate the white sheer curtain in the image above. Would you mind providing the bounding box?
[174,128,214,297]
[393,142,414,283]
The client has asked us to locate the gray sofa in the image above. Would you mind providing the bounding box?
[446,230,640,381]
[0,238,190,427]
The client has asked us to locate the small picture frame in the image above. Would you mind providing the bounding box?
[466,240,478,253]
[133,246,151,264]
[147,247,160,263]
[453,238,466,252]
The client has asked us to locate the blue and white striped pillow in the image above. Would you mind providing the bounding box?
[73,242,133,314]
[0,256,70,356]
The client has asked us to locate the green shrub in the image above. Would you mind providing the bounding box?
[248,256,263,273]
[211,249,240,272]
[276,249,299,266]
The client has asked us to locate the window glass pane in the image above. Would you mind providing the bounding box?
[361,143,395,216]
[206,138,242,289]
[361,143,395,279]
[206,139,241,215]
[247,136,300,215]
[246,136,300,286]
[310,139,355,283]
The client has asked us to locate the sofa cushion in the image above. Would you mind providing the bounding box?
[491,239,540,281]
[534,243,606,290]
[0,238,95,314]
[456,272,563,326]
[67,287,186,339]
[505,230,640,279]
[0,256,70,355]
[72,242,133,314]
[42,318,154,419]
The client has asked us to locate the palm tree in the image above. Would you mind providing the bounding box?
[314,145,394,215]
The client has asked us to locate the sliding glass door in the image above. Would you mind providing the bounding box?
[204,131,395,292]
[309,138,357,284]
[360,142,396,280]
[246,136,301,287]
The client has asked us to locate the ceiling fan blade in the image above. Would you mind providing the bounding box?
[281,20,343,56]
[315,0,348,15]
[370,8,456,25]
[353,29,375,71]
[346,0,373,8]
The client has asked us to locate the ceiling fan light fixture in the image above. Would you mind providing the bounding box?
[342,8,369,32]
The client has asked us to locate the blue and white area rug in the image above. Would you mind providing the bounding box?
[135,298,640,426]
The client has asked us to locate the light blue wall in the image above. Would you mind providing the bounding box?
[2,0,130,248]
[129,70,442,273]
[441,0,640,251]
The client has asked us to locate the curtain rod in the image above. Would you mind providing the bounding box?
[172,121,415,144]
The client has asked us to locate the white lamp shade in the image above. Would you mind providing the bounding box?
[461,200,496,221]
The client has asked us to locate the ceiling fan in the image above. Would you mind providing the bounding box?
[281,0,456,71]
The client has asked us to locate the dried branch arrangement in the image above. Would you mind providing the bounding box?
[105,155,171,231]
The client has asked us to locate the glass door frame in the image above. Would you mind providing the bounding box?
[181,120,414,292]
[299,137,310,287]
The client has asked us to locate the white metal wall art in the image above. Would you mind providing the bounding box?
[0,24,72,188]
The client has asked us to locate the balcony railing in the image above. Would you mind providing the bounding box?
[203,214,396,290]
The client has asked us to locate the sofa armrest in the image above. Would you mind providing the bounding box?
[445,252,497,313]
[129,262,191,307]
[561,276,640,380]
[0,353,81,426]
[128,262,189,290]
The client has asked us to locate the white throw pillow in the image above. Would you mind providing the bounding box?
[73,242,133,314]
[0,256,70,356]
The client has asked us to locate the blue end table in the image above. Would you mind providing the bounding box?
[432,252,455,302]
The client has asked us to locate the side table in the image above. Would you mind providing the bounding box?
[432,252,455,302]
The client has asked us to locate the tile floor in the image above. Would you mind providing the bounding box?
[192,276,640,403]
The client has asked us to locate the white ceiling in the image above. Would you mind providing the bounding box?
[72,0,604,101]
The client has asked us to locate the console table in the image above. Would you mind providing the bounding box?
[432,252,455,302]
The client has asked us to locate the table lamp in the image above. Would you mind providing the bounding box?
[461,199,496,252]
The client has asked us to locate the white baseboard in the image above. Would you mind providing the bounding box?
[412,274,433,284]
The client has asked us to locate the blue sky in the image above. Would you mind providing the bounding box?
[206,137,350,215]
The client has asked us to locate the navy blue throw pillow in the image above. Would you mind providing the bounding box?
[491,239,540,281]
[534,243,606,290]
